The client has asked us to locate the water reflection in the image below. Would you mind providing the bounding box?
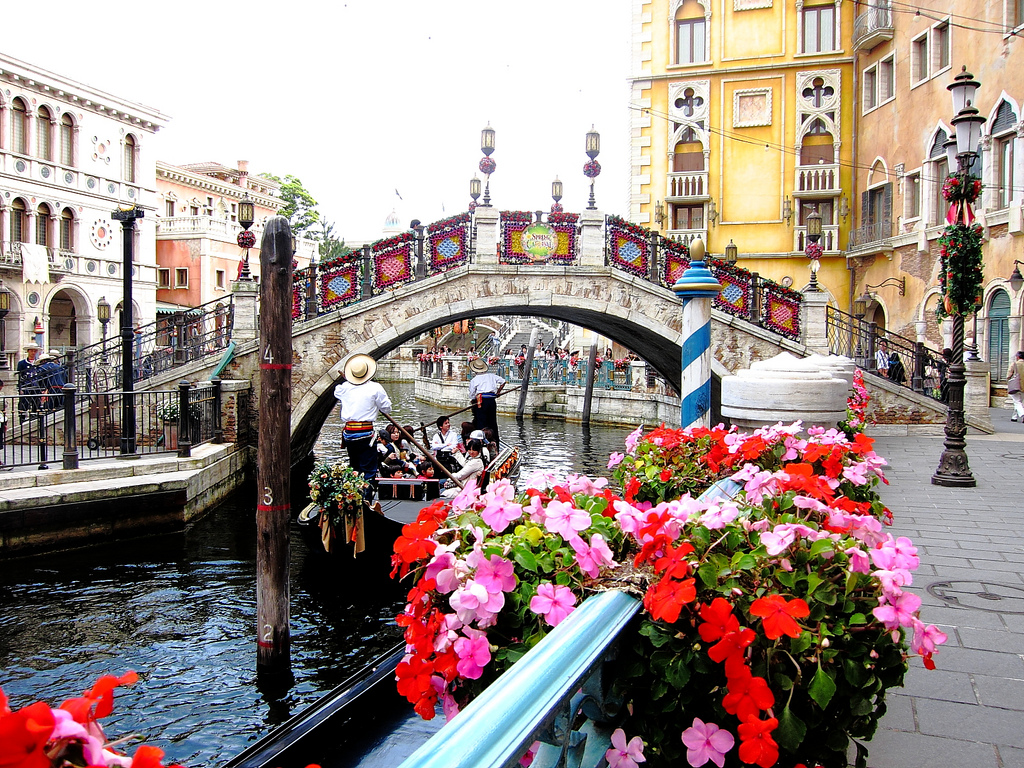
[0,381,633,766]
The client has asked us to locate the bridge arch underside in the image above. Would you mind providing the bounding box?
[289,267,729,465]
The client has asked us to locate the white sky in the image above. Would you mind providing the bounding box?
[4,0,633,243]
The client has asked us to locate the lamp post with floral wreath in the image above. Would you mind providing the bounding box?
[479,124,496,207]
[584,125,601,211]
[932,66,986,488]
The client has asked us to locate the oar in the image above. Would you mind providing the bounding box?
[439,384,523,422]
[380,411,464,489]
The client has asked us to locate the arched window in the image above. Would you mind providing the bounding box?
[10,199,27,243]
[36,204,51,247]
[801,124,835,165]
[123,134,137,183]
[673,126,704,172]
[60,113,74,166]
[60,208,75,251]
[675,1,707,65]
[12,98,28,155]
[991,100,1018,209]
[928,128,950,225]
[37,106,52,161]
[988,289,1011,383]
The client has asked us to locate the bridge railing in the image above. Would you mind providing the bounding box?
[290,209,804,344]
[825,305,945,400]
[49,295,234,394]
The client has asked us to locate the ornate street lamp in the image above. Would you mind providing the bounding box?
[724,239,738,265]
[584,125,601,211]
[479,124,496,207]
[237,193,256,281]
[111,204,144,454]
[469,175,481,211]
[932,66,986,488]
[551,177,563,213]
[1010,260,1024,292]
[97,296,110,364]
[805,206,823,291]
[654,200,666,229]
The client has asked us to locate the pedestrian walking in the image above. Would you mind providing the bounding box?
[875,339,890,377]
[334,354,392,495]
[468,357,505,450]
[1007,350,1024,422]
[16,344,42,422]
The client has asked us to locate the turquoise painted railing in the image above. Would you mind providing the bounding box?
[397,478,742,768]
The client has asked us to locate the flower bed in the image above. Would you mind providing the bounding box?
[391,420,942,768]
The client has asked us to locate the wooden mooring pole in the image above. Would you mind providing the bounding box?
[516,330,539,420]
[256,216,294,678]
[582,342,598,427]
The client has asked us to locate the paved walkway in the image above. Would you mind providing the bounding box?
[866,407,1024,768]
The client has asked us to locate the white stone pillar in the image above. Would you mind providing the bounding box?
[230,280,259,343]
[800,290,830,354]
[473,207,499,265]
[578,209,605,267]
[1008,317,1021,359]
[964,359,994,430]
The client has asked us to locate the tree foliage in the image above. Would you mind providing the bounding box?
[311,219,352,262]
[259,173,320,237]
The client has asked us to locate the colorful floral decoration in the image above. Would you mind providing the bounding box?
[291,267,309,320]
[427,214,471,272]
[237,230,256,250]
[584,159,602,178]
[500,211,578,265]
[0,672,184,768]
[709,258,756,320]
[941,174,982,224]
[760,282,802,339]
[479,157,496,175]
[839,368,871,439]
[308,459,370,548]
[550,202,564,213]
[805,242,824,262]
[371,232,414,291]
[936,222,984,320]
[607,215,651,278]
[391,422,943,768]
[662,239,691,286]
[318,257,361,312]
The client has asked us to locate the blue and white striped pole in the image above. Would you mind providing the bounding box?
[672,239,722,430]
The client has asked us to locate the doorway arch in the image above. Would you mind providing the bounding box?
[988,289,1011,382]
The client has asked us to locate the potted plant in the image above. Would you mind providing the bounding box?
[390,415,943,768]
[308,460,370,552]
[156,401,179,449]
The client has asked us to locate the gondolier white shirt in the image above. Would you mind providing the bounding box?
[334,380,392,423]
[469,372,506,398]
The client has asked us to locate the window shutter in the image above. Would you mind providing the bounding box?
[861,190,870,226]
[929,129,948,159]
[882,183,893,226]
[992,101,1017,134]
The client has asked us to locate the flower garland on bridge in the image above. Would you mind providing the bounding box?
[607,215,652,279]
[391,421,941,768]
[427,213,471,272]
[370,231,414,291]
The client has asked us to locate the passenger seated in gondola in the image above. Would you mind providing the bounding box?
[377,425,415,477]
[442,438,486,497]
[429,415,462,473]
[415,460,436,481]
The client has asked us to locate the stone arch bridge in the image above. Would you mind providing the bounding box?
[205,264,809,464]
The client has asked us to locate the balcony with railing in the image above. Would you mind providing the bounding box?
[1,241,76,275]
[157,216,317,262]
[663,228,707,246]
[794,225,840,252]
[853,3,894,51]
[794,163,840,198]
[665,170,709,200]
[848,220,894,252]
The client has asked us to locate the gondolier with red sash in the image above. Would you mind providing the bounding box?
[334,354,392,495]
[468,357,505,451]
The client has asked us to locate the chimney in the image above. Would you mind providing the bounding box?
[237,160,249,187]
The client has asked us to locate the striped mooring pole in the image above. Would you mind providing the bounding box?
[672,238,722,430]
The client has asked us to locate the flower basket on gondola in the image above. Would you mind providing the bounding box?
[308,460,370,554]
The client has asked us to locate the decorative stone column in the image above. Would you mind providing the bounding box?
[578,209,605,267]
[1008,317,1021,361]
[230,279,259,344]
[474,207,500,265]
[672,241,721,429]
[799,290,830,355]
[964,359,994,430]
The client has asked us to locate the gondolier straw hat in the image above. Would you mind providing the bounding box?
[469,358,489,374]
[343,354,377,384]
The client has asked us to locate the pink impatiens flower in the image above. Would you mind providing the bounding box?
[529,582,577,626]
[608,452,626,469]
[873,590,922,630]
[454,628,491,679]
[571,533,617,578]
[480,479,523,532]
[624,426,644,454]
[544,499,592,540]
[910,620,948,655]
[606,728,646,768]
[681,717,735,768]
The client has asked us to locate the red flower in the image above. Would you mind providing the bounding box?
[723,674,775,722]
[749,595,810,640]
[395,656,438,718]
[708,627,756,665]
[625,477,641,504]
[737,717,779,768]
[659,468,672,483]
[654,542,695,579]
[60,671,138,722]
[698,598,739,643]
[643,575,696,623]
[0,700,54,768]
[391,520,440,579]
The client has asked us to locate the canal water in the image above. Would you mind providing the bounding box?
[0,382,634,767]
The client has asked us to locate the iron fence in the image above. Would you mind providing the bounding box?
[0,381,223,470]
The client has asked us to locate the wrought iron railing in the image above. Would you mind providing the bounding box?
[825,306,946,401]
[51,295,234,393]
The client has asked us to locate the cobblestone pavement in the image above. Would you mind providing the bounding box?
[864,409,1024,768]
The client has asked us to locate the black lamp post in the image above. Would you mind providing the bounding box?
[932,66,986,488]
[238,193,255,281]
[469,176,481,209]
[585,126,601,210]
[1009,260,1024,292]
[853,293,868,366]
[97,296,110,364]
[480,124,496,207]
[551,177,563,213]
[805,207,823,291]
[0,287,9,365]
[111,205,144,454]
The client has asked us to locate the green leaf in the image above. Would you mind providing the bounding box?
[697,562,718,588]
[774,706,807,752]
[790,632,813,655]
[730,552,757,571]
[776,569,796,589]
[513,549,538,572]
[666,656,692,689]
[805,573,823,595]
[809,666,838,710]
[810,538,835,557]
[843,658,868,687]
[849,612,868,625]
[639,622,674,648]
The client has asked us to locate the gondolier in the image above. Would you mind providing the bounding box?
[334,354,392,492]
[468,357,505,450]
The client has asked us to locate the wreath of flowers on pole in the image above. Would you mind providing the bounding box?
[391,422,943,768]
[236,230,256,250]
[936,223,984,320]
[308,460,370,544]
[583,159,602,178]
[479,157,496,175]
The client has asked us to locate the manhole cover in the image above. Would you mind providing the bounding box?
[1001,453,1024,461]
[927,580,1024,614]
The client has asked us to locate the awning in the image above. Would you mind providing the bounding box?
[156,301,198,314]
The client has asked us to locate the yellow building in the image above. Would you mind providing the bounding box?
[849,0,1023,389]
[629,0,856,302]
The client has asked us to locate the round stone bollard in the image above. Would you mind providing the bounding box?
[804,353,856,391]
[721,352,848,432]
